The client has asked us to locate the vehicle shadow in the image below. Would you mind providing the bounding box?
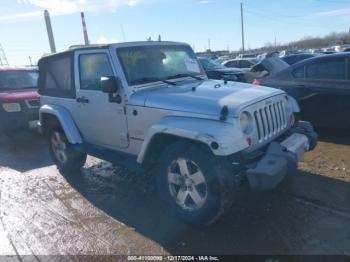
[316,127,350,146]
[63,163,350,255]
[0,132,53,172]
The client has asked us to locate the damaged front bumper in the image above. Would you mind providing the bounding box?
[246,121,318,192]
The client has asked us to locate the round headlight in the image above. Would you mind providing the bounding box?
[2,103,21,112]
[239,111,253,134]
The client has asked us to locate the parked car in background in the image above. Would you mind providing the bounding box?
[38,41,317,226]
[0,67,39,133]
[318,51,335,55]
[245,52,290,83]
[282,53,317,65]
[198,57,246,82]
[215,55,231,63]
[279,50,301,57]
[222,58,257,71]
[236,53,257,59]
[253,53,350,129]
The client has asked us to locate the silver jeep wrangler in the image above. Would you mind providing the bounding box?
[38,41,317,226]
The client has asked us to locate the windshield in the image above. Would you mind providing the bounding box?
[117,45,204,86]
[0,70,38,90]
[199,58,226,70]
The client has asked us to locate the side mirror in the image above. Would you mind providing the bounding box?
[101,76,121,94]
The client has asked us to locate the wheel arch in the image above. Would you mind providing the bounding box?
[40,104,83,144]
[141,133,214,166]
[137,116,248,164]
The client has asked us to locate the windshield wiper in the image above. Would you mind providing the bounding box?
[132,77,176,86]
[167,73,204,81]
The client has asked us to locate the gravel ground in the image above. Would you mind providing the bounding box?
[0,130,349,257]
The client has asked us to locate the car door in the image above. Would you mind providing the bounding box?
[261,64,311,100]
[73,49,129,149]
[298,56,350,128]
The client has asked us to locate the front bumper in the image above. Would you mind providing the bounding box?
[246,121,318,191]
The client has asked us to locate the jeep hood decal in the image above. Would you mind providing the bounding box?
[129,80,285,118]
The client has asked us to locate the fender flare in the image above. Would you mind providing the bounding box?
[287,95,300,113]
[39,104,83,144]
[137,116,248,164]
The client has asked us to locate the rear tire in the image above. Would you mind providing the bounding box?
[47,127,87,173]
[156,141,235,226]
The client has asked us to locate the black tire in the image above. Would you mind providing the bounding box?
[156,141,235,226]
[47,127,87,173]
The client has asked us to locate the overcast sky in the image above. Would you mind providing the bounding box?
[1,0,350,65]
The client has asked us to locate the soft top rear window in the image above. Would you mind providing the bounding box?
[38,52,75,98]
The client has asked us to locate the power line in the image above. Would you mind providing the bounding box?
[244,9,348,30]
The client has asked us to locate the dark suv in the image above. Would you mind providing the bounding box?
[0,67,39,133]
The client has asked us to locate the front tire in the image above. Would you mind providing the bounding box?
[47,127,87,173]
[156,141,235,226]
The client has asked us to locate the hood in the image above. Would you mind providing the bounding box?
[0,89,39,103]
[130,80,285,118]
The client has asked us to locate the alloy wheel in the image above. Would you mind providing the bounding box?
[167,158,208,211]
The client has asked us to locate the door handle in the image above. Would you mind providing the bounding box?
[76,97,89,103]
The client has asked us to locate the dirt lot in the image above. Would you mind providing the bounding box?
[0,130,349,257]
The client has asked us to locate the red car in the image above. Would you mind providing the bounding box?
[0,67,39,133]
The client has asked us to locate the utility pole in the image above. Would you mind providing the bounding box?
[44,10,56,53]
[81,12,90,45]
[0,44,9,66]
[29,56,33,66]
[120,24,126,42]
[240,2,245,53]
[208,38,211,51]
[274,37,277,49]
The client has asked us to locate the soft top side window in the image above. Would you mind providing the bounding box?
[38,52,75,98]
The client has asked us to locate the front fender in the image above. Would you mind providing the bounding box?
[39,104,83,144]
[287,95,300,113]
[137,116,248,163]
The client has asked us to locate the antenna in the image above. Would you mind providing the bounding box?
[0,44,9,66]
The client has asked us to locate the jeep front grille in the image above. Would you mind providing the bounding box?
[253,100,287,142]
